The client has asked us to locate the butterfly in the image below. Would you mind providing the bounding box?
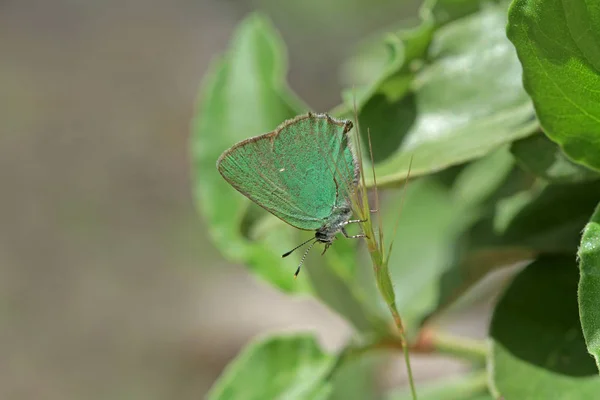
[217,112,365,276]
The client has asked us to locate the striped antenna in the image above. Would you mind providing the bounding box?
[294,240,318,278]
[282,236,316,258]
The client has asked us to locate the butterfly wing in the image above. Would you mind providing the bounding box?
[217,113,357,230]
[334,134,360,209]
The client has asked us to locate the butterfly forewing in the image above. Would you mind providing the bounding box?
[217,113,356,230]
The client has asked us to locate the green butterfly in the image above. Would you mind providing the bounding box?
[217,112,365,276]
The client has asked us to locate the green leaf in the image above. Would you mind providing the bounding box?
[511,133,600,183]
[252,218,389,335]
[328,353,378,400]
[387,371,490,400]
[207,334,334,400]
[507,0,600,172]
[578,202,600,371]
[339,0,496,119]
[304,239,391,335]
[191,14,310,293]
[368,4,536,186]
[423,149,532,319]
[470,180,600,254]
[489,256,600,398]
[384,178,472,334]
[339,15,434,116]
[451,145,516,208]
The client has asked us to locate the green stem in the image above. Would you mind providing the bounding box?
[430,332,488,363]
[371,249,417,398]
[361,213,417,398]
[389,305,418,399]
[352,130,417,398]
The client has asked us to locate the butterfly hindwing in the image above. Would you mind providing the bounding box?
[216,113,357,230]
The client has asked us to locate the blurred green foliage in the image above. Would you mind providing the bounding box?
[191,0,600,398]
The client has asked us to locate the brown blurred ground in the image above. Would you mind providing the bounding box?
[0,1,493,399]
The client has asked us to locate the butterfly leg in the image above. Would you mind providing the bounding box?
[342,219,369,239]
[341,226,366,239]
[343,219,367,225]
[321,242,333,255]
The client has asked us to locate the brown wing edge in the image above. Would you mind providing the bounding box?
[215,112,353,168]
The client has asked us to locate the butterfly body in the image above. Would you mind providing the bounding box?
[315,204,352,243]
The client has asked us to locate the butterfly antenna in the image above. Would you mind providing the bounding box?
[294,240,318,279]
[282,236,316,258]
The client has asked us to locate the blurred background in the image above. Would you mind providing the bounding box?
[1,0,493,398]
